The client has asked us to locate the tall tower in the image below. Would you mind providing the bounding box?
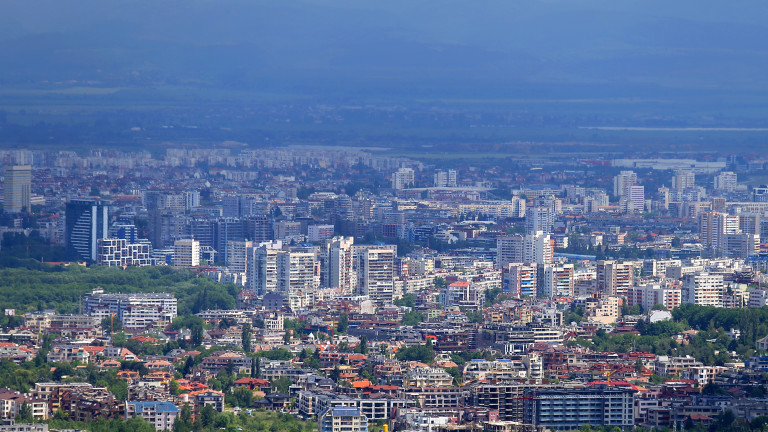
[3,165,31,213]
[613,171,637,198]
[65,198,109,262]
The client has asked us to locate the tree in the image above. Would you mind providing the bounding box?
[401,311,424,326]
[394,294,416,308]
[635,358,644,374]
[358,336,369,355]
[16,402,32,423]
[101,316,122,335]
[241,323,252,353]
[271,376,292,394]
[337,314,349,334]
[230,386,253,408]
[395,344,435,363]
[434,277,447,290]
[330,365,341,382]
[190,323,204,347]
[283,330,291,345]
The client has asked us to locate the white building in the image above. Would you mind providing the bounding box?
[714,171,737,192]
[357,247,396,304]
[97,238,153,267]
[250,242,283,295]
[173,239,200,267]
[496,232,553,266]
[392,168,415,190]
[682,273,724,307]
[226,240,252,273]
[308,224,335,242]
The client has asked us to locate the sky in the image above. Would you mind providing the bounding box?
[2,1,768,100]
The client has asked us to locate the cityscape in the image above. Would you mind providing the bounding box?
[0,148,767,432]
[3,1,768,432]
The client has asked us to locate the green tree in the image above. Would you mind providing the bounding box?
[329,365,341,382]
[395,344,435,363]
[271,376,292,394]
[358,336,369,355]
[242,323,252,353]
[401,311,424,326]
[190,323,204,347]
[394,293,416,308]
[337,314,349,334]
[16,402,32,423]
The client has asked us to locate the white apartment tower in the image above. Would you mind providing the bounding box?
[323,237,355,292]
[496,232,553,266]
[714,172,737,192]
[699,211,740,254]
[356,247,396,304]
[173,239,200,267]
[227,240,253,273]
[673,171,696,191]
[613,171,637,198]
[250,243,282,295]
[682,273,724,307]
[3,165,31,213]
[392,168,415,190]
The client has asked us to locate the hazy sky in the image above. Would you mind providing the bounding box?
[2,0,768,98]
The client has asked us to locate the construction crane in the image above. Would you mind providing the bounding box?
[591,366,618,385]
[110,313,118,335]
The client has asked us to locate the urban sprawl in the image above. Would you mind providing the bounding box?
[0,148,767,432]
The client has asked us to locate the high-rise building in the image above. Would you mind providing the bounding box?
[174,239,200,267]
[216,218,245,263]
[355,247,396,304]
[308,224,335,242]
[723,233,759,259]
[391,168,415,190]
[523,387,634,430]
[226,240,252,273]
[245,215,273,242]
[433,169,457,188]
[714,171,737,192]
[502,263,537,298]
[538,263,575,298]
[629,185,645,213]
[277,251,320,295]
[322,237,355,292]
[525,207,554,234]
[673,171,696,191]
[699,211,740,254]
[596,260,635,297]
[613,171,637,198]
[3,165,31,213]
[97,238,153,267]
[250,243,282,295]
[682,272,724,307]
[496,232,553,266]
[65,198,109,262]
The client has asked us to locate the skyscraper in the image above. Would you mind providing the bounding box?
[526,206,554,234]
[65,198,109,262]
[3,165,31,213]
[612,171,637,198]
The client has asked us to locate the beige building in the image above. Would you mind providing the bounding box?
[173,239,200,267]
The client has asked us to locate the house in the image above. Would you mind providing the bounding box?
[192,390,224,412]
[233,378,270,392]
